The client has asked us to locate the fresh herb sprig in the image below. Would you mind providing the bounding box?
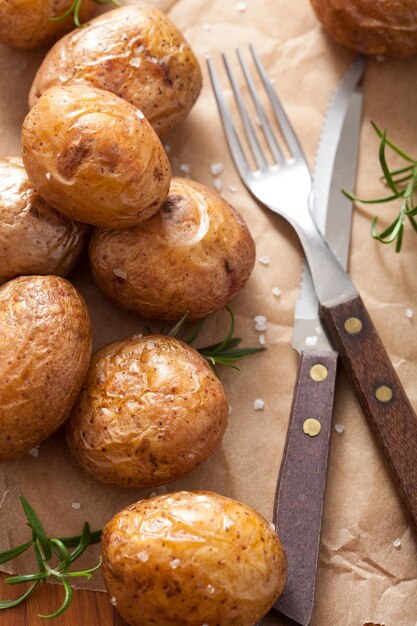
[343,122,417,252]
[0,497,102,618]
[49,0,120,29]
[169,306,264,375]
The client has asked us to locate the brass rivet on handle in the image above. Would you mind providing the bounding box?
[344,317,363,334]
[303,418,322,437]
[375,384,393,403]
[310,363,328,382]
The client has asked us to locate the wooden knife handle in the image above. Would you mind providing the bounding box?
[274,349,338,625]
[320,293,417,527]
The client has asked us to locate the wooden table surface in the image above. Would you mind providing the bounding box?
[0,573,127,625]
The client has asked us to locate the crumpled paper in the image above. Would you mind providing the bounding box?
[1,0,417,624]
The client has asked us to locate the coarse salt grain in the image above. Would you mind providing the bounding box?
[210,162,223,176]
[393,538,401,549]
[228,184,237,193]
[406,308,414,319]
[213,178,223,192]
[254,315,267,332]
[305,335,318,347]
[259,334,266,346]
[170,558,181,569]
[71,502,81,510]
[237,1,247,11]
[29,447,39,457]
[253,398,265,411]
[45,172,51,180]
[130,57,141,68]
[164,144,171,153]
[179,163,190,174]
[334,424,344,434]
[228,404,232,415]
[133,333,143,339]
[138,551,149,562]
[269,522,276,531]
[207,584,216,594]
[223,516,234,530]
[110,596,117,606]
[136,109,145,119]
[272,287,281,298]
[258,256,270,266]
[150,491,157,497]
[113,268,127,279]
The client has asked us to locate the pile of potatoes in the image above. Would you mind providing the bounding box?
[0,5,286,625]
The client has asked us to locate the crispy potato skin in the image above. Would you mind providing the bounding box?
[0,276,92,461]
[311,0,417,57]
[29,6,203,135]
[67,336,228,487]
[0,157,88,284]
[21,85,171,228]
[89,178,256,320]
[0,0,95,49]
[101,491,287,626]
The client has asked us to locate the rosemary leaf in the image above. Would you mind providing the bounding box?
[0,540,32,565]
[20,496,51,560]
[0,581,40,609]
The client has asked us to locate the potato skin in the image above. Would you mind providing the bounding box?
[67,336,228,487]
[0,275,92,461]
[311,0,417,57]
[102,491,287,626]
[89,178,256,320]
[21,85,171,228]
[0,157,87,284]
[0,0,95,49]
[29,6,203,135]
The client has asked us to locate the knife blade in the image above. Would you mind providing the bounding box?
[273,58,365,626]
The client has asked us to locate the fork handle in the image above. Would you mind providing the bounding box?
[320,294,417,526]
[273,349,338,626]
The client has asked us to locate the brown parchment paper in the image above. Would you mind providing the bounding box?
[1,1,417,624]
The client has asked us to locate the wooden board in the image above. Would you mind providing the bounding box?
[0,573,127,625]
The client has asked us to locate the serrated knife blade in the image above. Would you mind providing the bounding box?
[273,57,365,626]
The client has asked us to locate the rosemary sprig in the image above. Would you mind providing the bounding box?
[0,497,101,618]
[169,306,265,375]
[49,0,120,28]
[343,122,417,253]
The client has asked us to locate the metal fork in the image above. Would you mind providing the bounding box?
[207,47,417,545]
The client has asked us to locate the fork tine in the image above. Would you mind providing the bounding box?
[221,52,269,172]
[236,48,284,164]
[206,55,252,181]
[249,44,305,160]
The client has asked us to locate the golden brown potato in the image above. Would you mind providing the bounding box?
[29,6,203,135]
[0,156,88,284]
[311,0,417,57]
[102,491,287,626]
[21,85,171,228]
[67,335,228,487]
[0,0,95,49]
[89,178,256,320]
[0,275,92,461]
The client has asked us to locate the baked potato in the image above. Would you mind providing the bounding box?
[0,156,87,284]
[0,275,92,461]
[29,6,203,135]
[67,335,228,487]
[89,177,256,320]
[311,0,417,57]
[102,491,287,626]
[21,84,171,228]
[0,0,96,49]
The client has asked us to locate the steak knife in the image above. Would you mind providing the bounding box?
[273,57,366,626]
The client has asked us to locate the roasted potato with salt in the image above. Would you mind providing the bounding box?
[89,178,256,320]
[0,157,87,284]
[0,0,95,49]
[0,275,92,461]
[29,6,203,136]
[102,491,287,626]
[67,335,228,488]
[311,0,417,57]
[21,85,171,228]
